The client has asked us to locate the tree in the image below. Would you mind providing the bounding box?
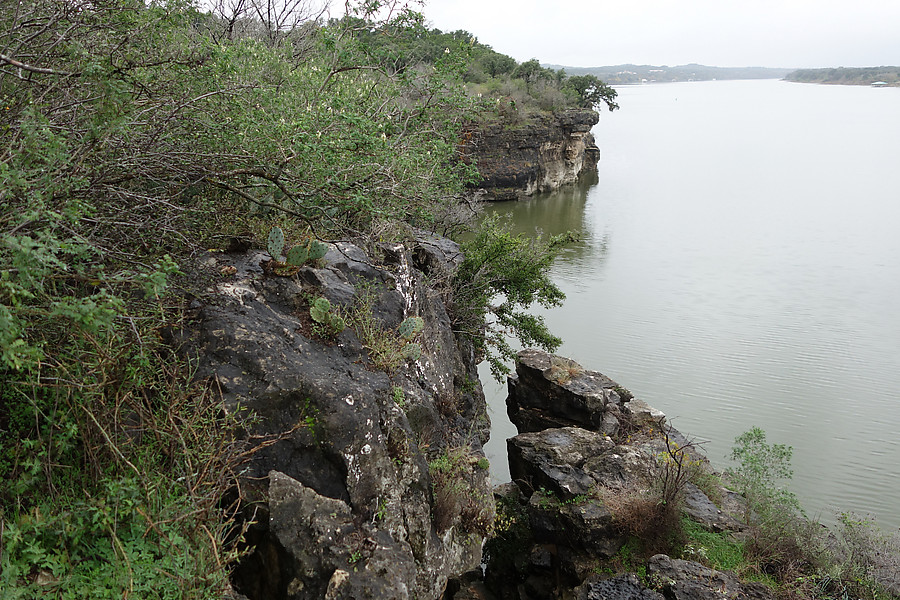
[0,1,480,594]
[564,74,619,111]
[512,58,548,90]
[479,52,517,78]
[452,215,574,380]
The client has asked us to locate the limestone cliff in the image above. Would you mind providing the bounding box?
[188,236,493,600]
[457,350,767,600]
[463,109,601,201]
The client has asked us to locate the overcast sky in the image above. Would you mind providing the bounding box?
[420,0,900,69]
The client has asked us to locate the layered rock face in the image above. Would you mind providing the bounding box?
[188,236,492,600]
[467,350,763,600]
[463,109,601,201]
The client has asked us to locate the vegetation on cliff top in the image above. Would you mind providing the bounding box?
[0,0,604,595]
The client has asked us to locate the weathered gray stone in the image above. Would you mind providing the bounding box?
[526,494,622,558]
[508,427,615,499]
[624,398,667,429]
[575,573,665,600]
[507,350,621,433]
[191,237,489,599]
[682,483,745,533]
[648,555,774,600]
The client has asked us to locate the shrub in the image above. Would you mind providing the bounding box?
[428,447,494,535]
[603,487,683,557]
[452,214,574,380]
[726,427,800,519]
[833,512,900,599]
[0,0,482,595]
[482,492,531,571]
[724,428,830,586]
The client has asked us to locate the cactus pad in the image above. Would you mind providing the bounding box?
[267,227,285,261]
[329,315,346,332]
[402,343,422,361]
[307,239,328,261]
[398,316,425,340]
[286,244,309,266]
[309,297,332,323]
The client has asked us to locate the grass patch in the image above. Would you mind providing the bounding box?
[679,518,746,572]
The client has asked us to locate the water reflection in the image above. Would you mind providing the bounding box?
[485,170,608,270]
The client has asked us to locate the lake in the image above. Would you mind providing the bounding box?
[479,79,900,530]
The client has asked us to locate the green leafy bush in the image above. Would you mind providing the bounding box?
[725,428,825,585]
[726,427,800,518]
[452,214,574,380]
[0,0,486,595]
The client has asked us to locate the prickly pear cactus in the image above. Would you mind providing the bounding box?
[306,239,328,261]
[402,343,422,361]
[267,227,285,261]
[328,314,346,333]
[286,244,309,266]
[398,316,425,340]
[309,297,331,323]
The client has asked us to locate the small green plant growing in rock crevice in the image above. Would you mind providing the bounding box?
[347,286,427,372]
[428,446,494,535]
[266,227,330,275]
[308,296,346,337]
[391,385,406,408]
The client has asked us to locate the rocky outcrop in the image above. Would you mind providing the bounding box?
[575,574,665,600]
[463,109,601,201]
[187,235,493,599]
[482,350,761,600]
[648,555,774,600]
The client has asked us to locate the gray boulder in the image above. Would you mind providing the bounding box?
[648,555,774,600]
[508,427,615,499]
[575,574,665,600]
[507,350,622,433]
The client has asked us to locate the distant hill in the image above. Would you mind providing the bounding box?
[784,66,900,86]
[543,63,792,84]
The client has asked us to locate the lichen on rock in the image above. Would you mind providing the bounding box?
[190,236,492,599]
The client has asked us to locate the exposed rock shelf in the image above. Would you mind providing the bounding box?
[463,109,601,201]
[187,236,492,599]
[457,349,766,600]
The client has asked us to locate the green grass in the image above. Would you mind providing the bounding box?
[679,517,746,572]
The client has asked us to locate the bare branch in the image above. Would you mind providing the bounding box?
[0,52,74,76]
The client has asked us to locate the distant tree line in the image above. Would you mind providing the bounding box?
[545,63,792,84]
[784,66,900,86]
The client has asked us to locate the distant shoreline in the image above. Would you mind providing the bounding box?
[784,66,900,86]
[543,63,791,84]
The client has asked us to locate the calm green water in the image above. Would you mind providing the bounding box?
[480,79,900,530]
